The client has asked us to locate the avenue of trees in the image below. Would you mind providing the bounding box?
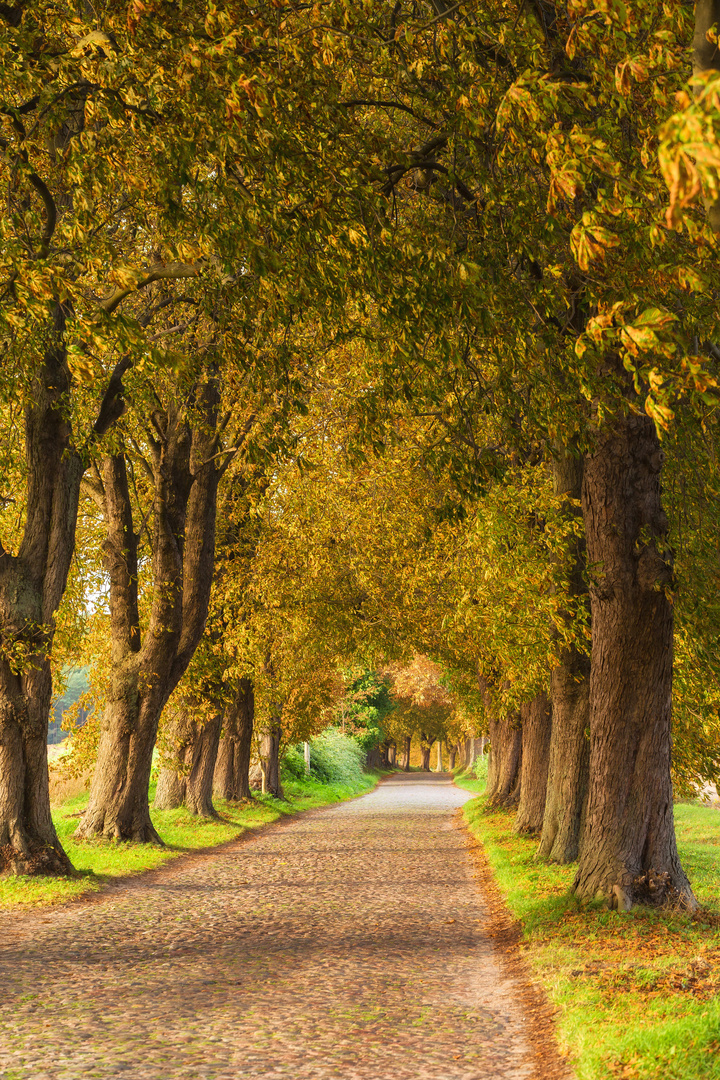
[2,0,720,913]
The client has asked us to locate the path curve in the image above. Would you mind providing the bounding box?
[1,775,541,1079]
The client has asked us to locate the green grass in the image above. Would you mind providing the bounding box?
[1,771,379,910]
[455,772,720,1080]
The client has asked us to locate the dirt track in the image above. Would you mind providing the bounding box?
[0,774,560,1079]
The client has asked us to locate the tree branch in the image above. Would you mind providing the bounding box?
[338,99,439,129]
[93,355,133,436]
[27,172,56,257]
[99,262,202,316]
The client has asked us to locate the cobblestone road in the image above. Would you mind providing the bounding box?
[0,775,537,1079]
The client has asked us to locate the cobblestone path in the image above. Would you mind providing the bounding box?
[0,775,539,1080]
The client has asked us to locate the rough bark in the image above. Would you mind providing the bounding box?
[487,716,522,808]
[214,679,254,802]
[259,718,283,797]
[0,305,85,875]
[573,411,695,910]
[77,379,222,843]
[538,449,591,863]
[154,709,222,817]
[514,692,552,836]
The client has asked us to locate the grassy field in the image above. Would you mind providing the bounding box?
[1,772,379,910]
[456,771,720,1080]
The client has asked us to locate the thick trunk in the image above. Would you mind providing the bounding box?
[448,743,458,771]
[155,709,222,817]
[487,717,522,808]
[514,692,552,836]
[573,412,694,909]
[388,742,397,767]
[77,380,221,842]
[214,679,254,802]
[401,735,412,771]
[538,648,590,861]
[538,448,591,863]
[0,658,73,876]
[79,677,165,842]
[260,719,283,797]
[0,305,87,875]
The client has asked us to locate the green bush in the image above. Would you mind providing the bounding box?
[308,728,366,785]
[473,750,489,782]
[281,744,307,781]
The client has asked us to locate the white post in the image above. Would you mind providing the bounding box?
[304,741,311,774]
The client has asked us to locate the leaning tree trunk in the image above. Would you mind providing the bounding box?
[259,718,283,797]
[573,411,695,910]
[538,448,591,863]
[77,379,222,843]
[514,692,552,836]
[214,679,254,802]
[487,716,522,808]
[154,708,223,817]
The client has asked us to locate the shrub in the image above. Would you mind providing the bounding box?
[473,750,489,782]
[281,744,307,781]
[308,728,366,785]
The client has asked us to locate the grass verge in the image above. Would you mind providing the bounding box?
[1,771,379,910]
[455,771,720,1080]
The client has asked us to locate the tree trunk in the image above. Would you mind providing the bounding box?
[154,709,223,817]
[538,648,590,861]
[388,742,397,766]
[487,717,522,808]
[514,692,552,836]
[435,741,443,772]
[0,304,87,876]
[260,718,283,797]
[448,743,458,771]
[538,448,591,863]
[420,737,432,771]
[214,679,254,802]
[77,379,222,842]
[401,735,412,771]
[573,411,695,910]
